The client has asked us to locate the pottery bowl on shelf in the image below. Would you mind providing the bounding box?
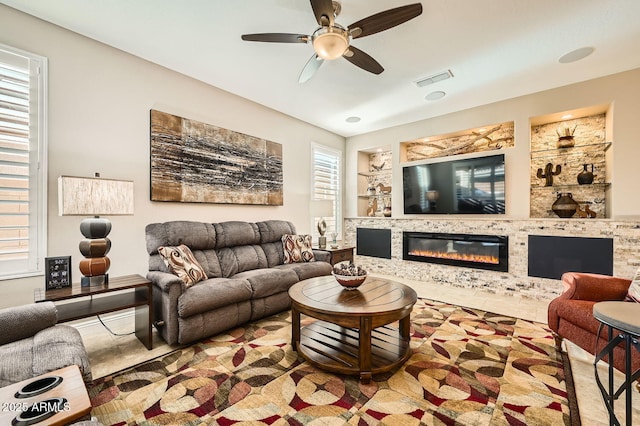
[333,272,367,289]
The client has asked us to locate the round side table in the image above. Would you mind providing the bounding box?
[593,301,640,426]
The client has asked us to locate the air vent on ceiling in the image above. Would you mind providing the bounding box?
[415,70,453,87]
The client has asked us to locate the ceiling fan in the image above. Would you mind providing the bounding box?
[241,0,423,83]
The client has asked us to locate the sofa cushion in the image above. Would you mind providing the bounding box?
[178,278,253,318]
[146,221,216,254]
[233,268,299,298]
[257,220,296,244]
[32,325,92,383]
[626,267,640,302]
[282,234,315,263]
[217,245,269,278]
[275,261,333,281]
[214,221,261,248]
[158,244,208,288]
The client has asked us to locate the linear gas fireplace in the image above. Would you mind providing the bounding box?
[403,232,508,272]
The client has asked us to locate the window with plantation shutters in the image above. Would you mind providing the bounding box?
[0,45,47,279]
[311,143,342,241]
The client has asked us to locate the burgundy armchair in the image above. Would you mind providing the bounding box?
[548,272,640,374]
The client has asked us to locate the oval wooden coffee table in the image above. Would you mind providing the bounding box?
[288,275,417,383]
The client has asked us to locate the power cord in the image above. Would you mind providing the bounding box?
[96,314,135,336]
[90,294,135,336]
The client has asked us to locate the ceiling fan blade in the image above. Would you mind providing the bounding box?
[348,3,423,39]
[241,33,309,43]
[310,0,334,26]
[342,46,384,75]
[299,54,324,83]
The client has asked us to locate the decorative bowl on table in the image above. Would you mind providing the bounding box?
[332,264,367,290]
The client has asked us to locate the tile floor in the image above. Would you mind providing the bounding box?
[74,274,639,425]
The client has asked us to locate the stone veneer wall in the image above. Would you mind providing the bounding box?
[344,217,640,301]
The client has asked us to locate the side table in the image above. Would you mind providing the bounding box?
[593,301,640,426]
[314,244,355,266]
[40,274,153,350]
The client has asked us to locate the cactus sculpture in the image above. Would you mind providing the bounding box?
[537,163,561,186]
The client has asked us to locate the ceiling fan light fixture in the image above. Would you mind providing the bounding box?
[312,26,349,60]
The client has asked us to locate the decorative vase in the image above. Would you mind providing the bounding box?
[556,124,577,148]
[366,185,376,196]
[556,136,575,149]
[551,192,579,218]
[383,204,392,217]
[577,164,594,185]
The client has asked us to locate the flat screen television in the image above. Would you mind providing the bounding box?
[403,154,505,214]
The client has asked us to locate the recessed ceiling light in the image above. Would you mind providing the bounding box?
[425,91,446,101]
[558,47,594,64]
[345,116,361,123]
[561,114,573,120]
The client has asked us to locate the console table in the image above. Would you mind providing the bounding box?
[42,274,153,350]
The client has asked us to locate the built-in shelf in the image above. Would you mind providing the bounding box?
[529,111,610,219]
[358,194,391,198]
[357,170,390,177]
[531,182,611,191]
[530,141,611,154]
[357,149,392,217]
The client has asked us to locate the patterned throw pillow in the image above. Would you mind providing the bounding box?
[626,267,640,302]
[282,234,315,264]
[158,244,208,288]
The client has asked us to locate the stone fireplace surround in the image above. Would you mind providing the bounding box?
[344,217,640,301]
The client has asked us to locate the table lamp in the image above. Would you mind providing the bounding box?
[58,174,134,287]
[311,199,333,249]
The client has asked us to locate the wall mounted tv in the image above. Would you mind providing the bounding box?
[403,154,505,215]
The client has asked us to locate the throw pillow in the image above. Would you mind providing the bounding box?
[158,244,208,288]
[626,267,640,302]
[282,234,315,264]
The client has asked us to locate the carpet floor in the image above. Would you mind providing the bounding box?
[88,298,577,425]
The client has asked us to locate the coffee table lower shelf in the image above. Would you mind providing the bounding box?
[297,320,412,379]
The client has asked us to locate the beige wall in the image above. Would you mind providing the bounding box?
[3,5,640,308]
[0,5,345,308]
[345,68,640,219]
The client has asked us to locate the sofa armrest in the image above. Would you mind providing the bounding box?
[0,301,58,345]
[560,272,631,302]
[312,250,331,264]
[147,270,184,293]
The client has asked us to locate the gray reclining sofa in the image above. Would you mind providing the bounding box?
[145,220,332,345]
[0,301,92,387]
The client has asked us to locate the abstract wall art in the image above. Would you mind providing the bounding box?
[150,110,283,205]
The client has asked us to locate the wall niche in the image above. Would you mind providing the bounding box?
[530,112,610,218]
[357,149,392,217]
[400,121,514,161]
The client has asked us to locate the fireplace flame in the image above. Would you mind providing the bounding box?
[408,249,499,265]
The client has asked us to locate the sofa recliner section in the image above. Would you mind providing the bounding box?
[0,301,92,387]
[146,219,332,345]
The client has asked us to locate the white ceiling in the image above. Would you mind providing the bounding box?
[3,0,640,137]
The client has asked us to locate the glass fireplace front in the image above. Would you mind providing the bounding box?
[403,232,508,272]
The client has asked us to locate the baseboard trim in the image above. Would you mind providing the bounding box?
[70,308,135,329]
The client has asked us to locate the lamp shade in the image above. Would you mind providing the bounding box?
[58,175,134,216]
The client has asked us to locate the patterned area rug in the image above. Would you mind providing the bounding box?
[89,299,576,425]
